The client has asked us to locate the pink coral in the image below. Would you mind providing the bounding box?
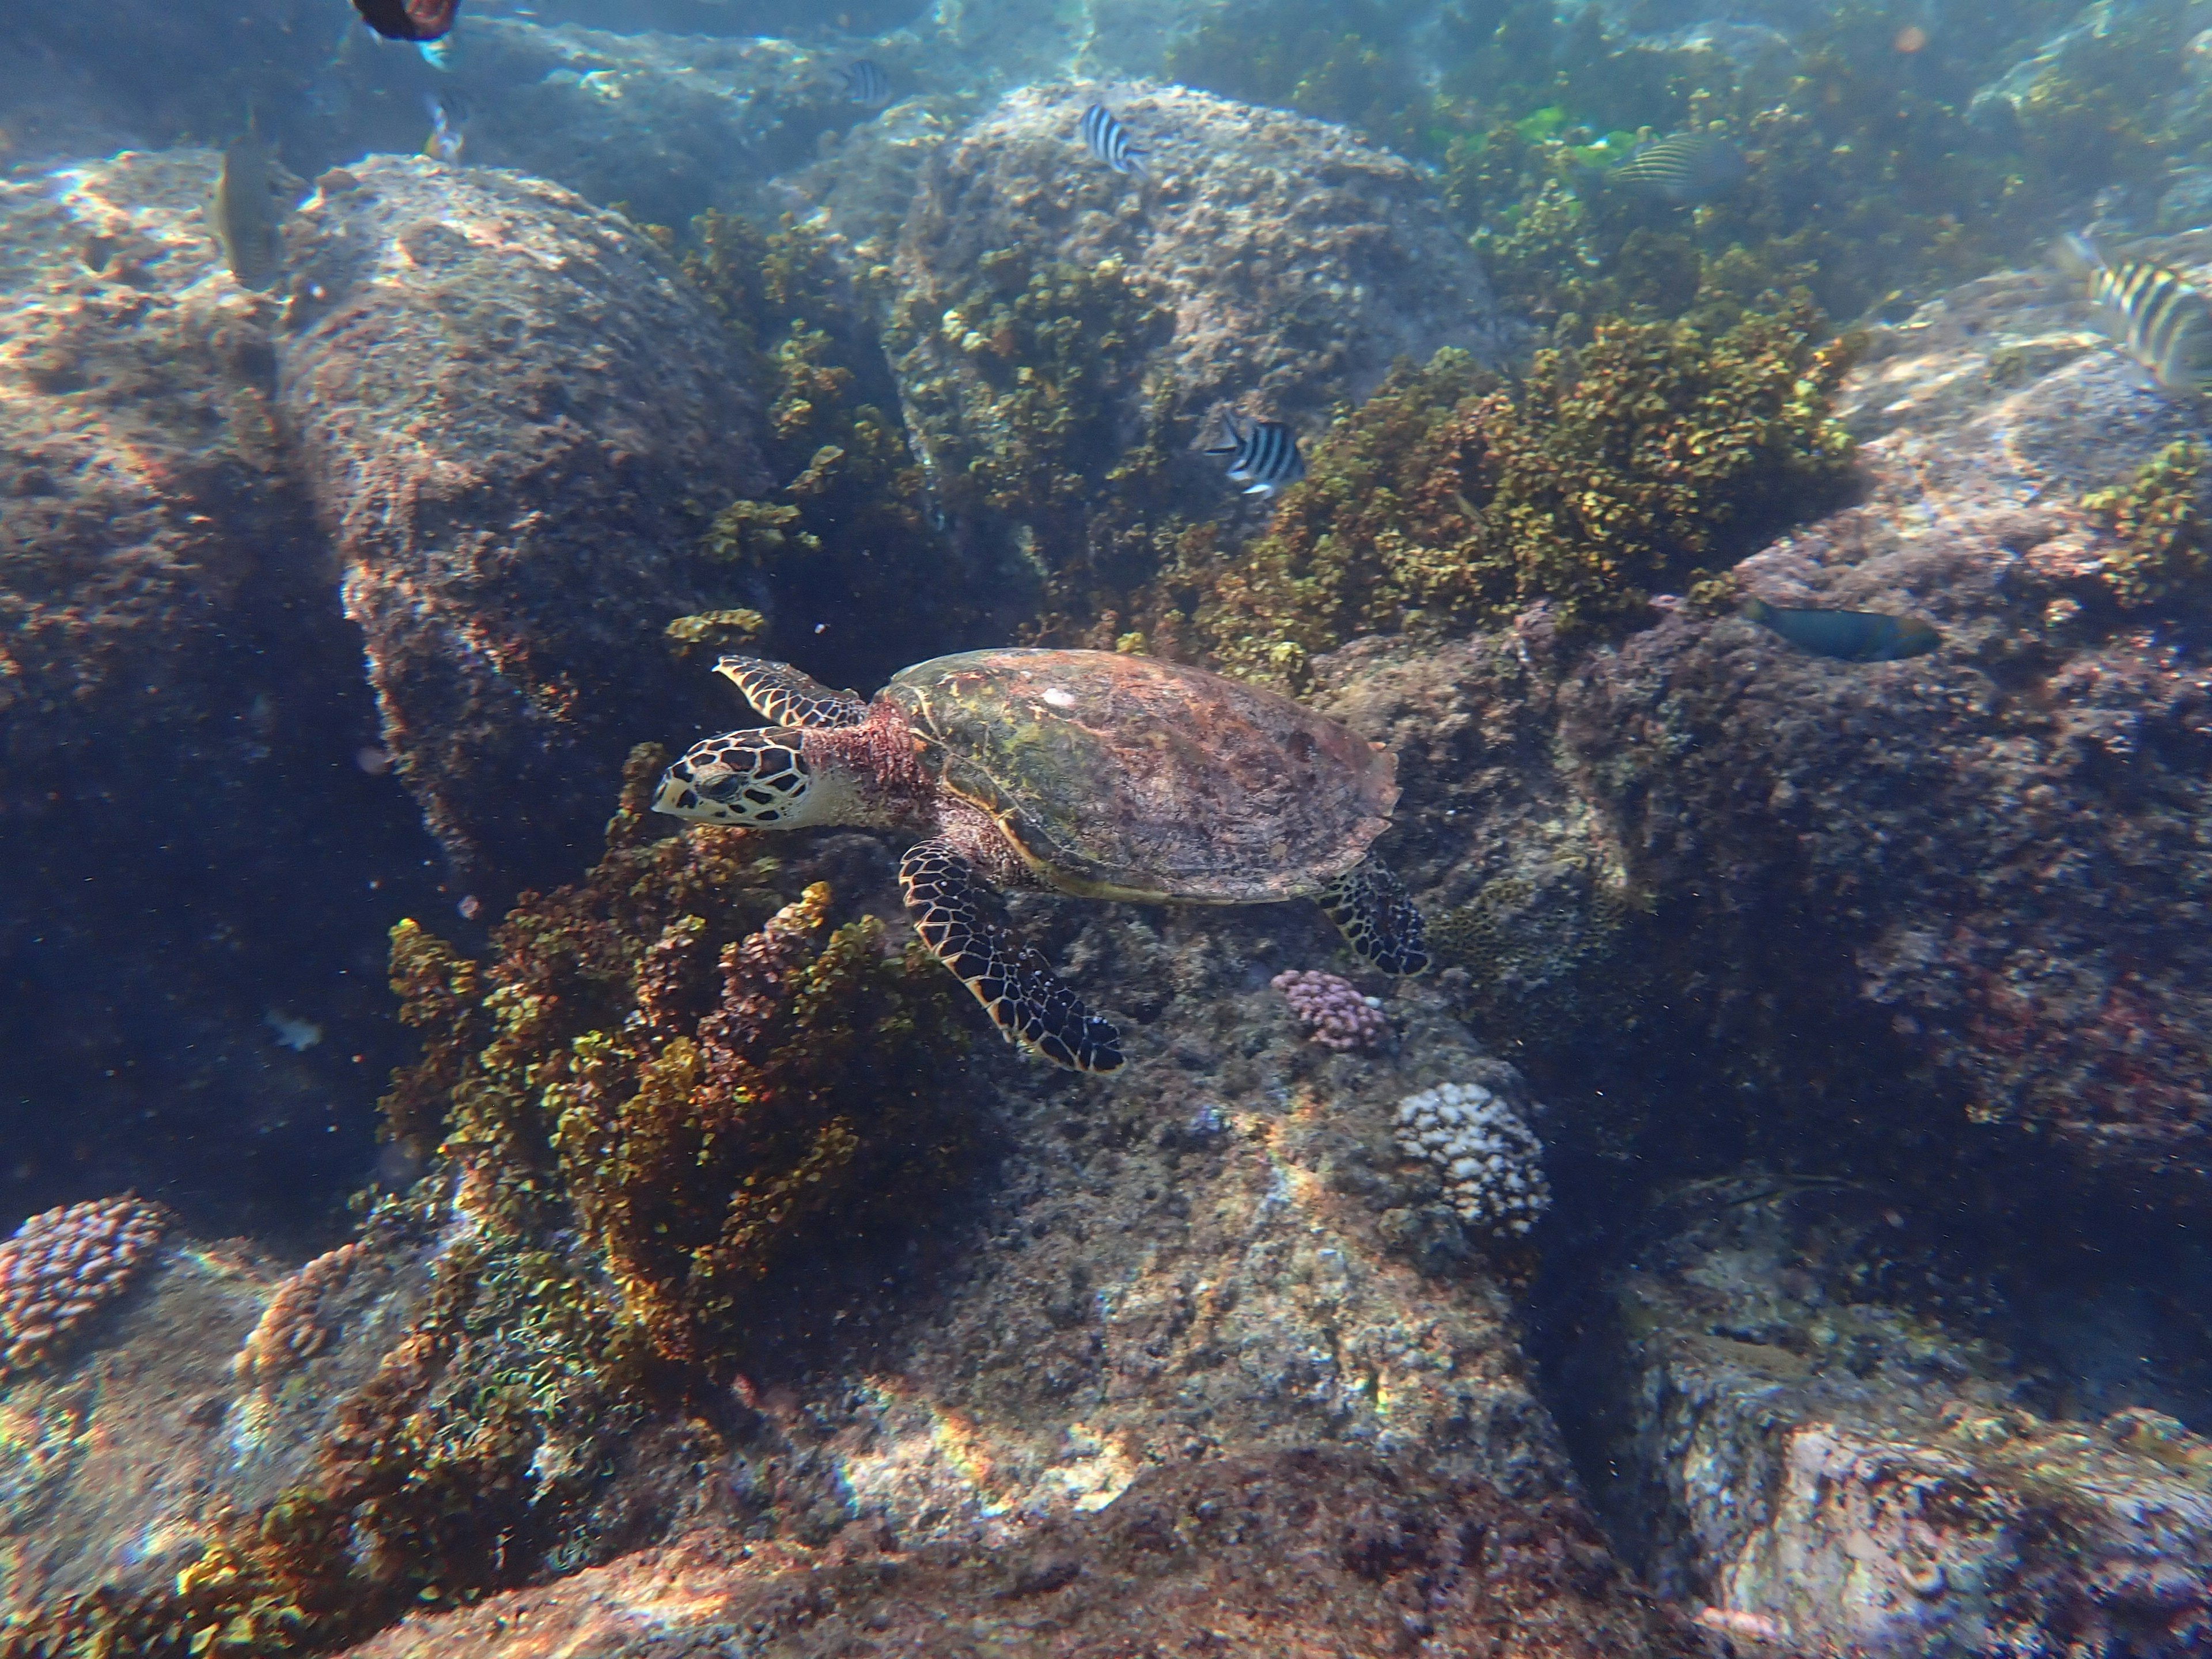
[1272,969,1389,1052]
[0,1195,168,1372]
[235,1240,366,1384]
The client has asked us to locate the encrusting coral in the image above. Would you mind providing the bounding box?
[1180,305,1854,689]
[382,744,974,1368]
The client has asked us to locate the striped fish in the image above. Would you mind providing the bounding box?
[1605,131,1745,204]
[2054,234,2212,396]
[838,60,893,109]
[1081,103,1146,176]
[1205,414,1305,496]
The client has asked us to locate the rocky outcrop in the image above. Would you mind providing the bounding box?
[1566,1177,2212,1657]
[886,80,1501,590]
[278,156,768,890]
[1314,244,2212,1206]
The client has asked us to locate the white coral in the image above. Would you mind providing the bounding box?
[1393,1081,1551,1237]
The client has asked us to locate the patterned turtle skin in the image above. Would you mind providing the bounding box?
[884,649,1400,904]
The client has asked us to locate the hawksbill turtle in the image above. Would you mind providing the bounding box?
[652,647,1427,1073]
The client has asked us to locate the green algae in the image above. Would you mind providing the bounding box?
[1182,304,1854,691]
[2081,438,2212,610]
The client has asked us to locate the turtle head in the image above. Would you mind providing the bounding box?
[653,727,862,829]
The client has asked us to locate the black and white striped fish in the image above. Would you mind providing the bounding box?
[2054,234,2212,396]
[1603,131,1745,204]
[1205,414,1305,496]
[1081,103,1146,176]
[838,59,893,108]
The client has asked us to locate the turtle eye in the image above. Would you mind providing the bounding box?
[695,770,747,803]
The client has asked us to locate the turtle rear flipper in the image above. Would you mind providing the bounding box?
[715,656,869,728]
[899,838,1124,1073]
[1320,860,1429,976]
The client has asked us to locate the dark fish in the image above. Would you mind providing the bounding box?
[1204,414,1305,496]
[839,60,893,109]
[1743,597,1940,662]
[352,0,460,43]
[1081,103,1146,177]
[2053,234,2212,396]
[1605,131,1746,204]
[210,134,286,291]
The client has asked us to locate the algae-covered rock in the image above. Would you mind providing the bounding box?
[886,80,1502,623]
[278,156,771,894]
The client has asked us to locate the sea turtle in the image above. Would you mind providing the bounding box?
[651,648,1427,1073]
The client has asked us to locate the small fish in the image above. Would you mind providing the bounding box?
[2052,234,2212,396]
[1204,414,1305,496]
[418,37,453,69]
[423,93,465,162]
[1743,597,1940,662]
[1603,131,1746,204]
[1081,103,1146,177]
[352,0,459,41]
[210,134,286,291]
[838,59,892,109]
[265,1009,324,1052]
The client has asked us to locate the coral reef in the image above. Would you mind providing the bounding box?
[887,79,1499,637]
[382,746,974,1368]
[1189,305,1854,688]
[0,1196,168,1372]
[1394,1082,1551,1238]
[2080,437,2212,609]
[278,156,770,895]
[1272,968,1389,1052]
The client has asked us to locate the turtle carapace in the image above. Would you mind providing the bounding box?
[652,649,1428,1073]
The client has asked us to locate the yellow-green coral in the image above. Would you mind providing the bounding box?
[2081,438,2211,609]
[1184,305,1854,689]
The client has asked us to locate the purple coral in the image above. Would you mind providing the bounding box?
[1273,969,1389,1052]
[0,1195,168,1371]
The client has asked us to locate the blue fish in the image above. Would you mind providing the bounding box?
[1743,597,1940,662]
[1205,414,1305,496]
[1081,103,1146,176]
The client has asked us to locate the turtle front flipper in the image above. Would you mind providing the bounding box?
[1320,859,1429,976]
[714,656,869,729]
[899,838,1124,1073]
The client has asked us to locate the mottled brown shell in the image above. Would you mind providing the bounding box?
[884,648,1399,903]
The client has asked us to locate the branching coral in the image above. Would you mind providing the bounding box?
[1183,306,1854,688]
[2081,438,2212,610]
[383,745,973,1367]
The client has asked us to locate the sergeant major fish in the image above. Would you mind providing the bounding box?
[838,60,893,109]
[2052,233,2212,396]
[1743,596,1940,662]
[1081,103,1146,176]
[1205,414,1305,496]
[1601,130,1746,204]
[210,133,286,291]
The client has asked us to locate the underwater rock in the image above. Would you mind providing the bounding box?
[1567,1178,2212,1657]
[277,156,771,892]
[886,80,1501,597]
[1312,241,2212,1206]
[0,149,446,1229]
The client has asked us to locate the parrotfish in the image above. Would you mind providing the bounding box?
[1742,596,1940,662]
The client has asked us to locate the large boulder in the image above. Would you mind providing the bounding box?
[278,156,770,891]
[1314,246,2212,1207]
